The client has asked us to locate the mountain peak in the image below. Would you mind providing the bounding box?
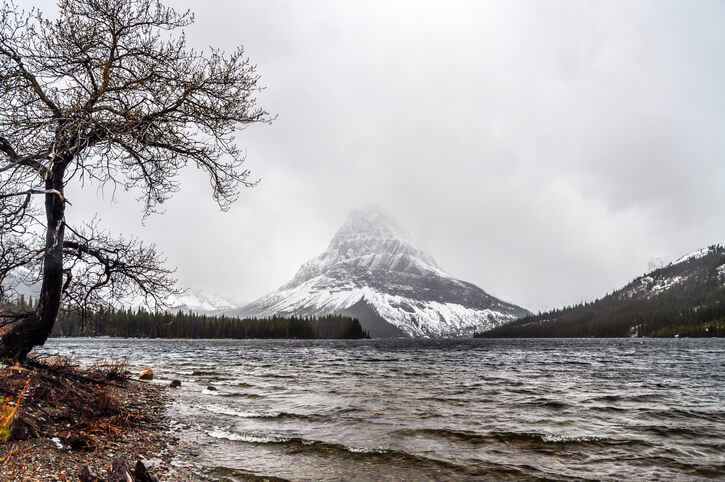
[291,208,441,288]
[233,207,530,337]
[330,206,407,247]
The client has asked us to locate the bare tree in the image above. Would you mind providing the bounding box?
[0,0,270,361]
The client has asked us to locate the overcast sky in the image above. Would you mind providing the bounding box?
[21,0,725,311]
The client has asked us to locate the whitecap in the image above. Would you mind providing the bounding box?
[207,429,287,444]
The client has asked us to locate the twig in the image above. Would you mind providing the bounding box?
[1,378,30,432]
[0,443,18,467]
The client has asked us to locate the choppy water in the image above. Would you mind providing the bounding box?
[41,338,725,481]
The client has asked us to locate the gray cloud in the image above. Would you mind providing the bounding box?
[20,0,725,311]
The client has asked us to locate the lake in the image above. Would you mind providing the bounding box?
[40,338,725,481]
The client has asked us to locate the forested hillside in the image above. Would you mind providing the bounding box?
[477,245,725,338]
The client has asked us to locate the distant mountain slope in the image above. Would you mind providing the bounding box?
[1,274,237,316]
[229,207,530,337]
[477,245,725,338]
[167,290,238,315]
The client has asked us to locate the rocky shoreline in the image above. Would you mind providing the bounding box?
[0,357,194,481]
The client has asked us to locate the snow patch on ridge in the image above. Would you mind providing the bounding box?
[624,275,688,299]
[674,246,716,265]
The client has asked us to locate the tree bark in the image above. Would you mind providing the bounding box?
[0,166,66,362]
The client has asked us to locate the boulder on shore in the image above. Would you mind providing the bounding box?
[138,369,153,380]
[169,379,181,388]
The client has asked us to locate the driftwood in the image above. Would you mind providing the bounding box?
[79,455,158,482]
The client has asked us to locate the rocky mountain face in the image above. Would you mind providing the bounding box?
[229,207,530,337]
[479,244,725,338]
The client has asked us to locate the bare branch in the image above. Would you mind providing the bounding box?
[0,188,63,201]
[61,221,180,314]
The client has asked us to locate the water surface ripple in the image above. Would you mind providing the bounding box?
[42,338,725,481]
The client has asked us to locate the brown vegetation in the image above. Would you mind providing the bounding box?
[0,356,181,480]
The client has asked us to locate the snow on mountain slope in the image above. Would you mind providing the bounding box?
[620,244,725,300]
[168,290,237,314]
[229,207,530,337]
[86,288,237,314]
[673,246,716,264]
[2,265,237,315]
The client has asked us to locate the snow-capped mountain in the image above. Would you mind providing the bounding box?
[167,290,238,315]
[229,207,530,337]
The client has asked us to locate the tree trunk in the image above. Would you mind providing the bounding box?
[0,168,66,362]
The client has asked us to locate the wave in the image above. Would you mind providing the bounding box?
[395,428,491,444]
[637,407,725,423]
[416,396,468,404]
[394,428,653,449]
[201,404,322,421]
[208,429,288,444]
[519,398,572,410]
[589,393,659,403]
[205,430,531,478]
[201,389,263,399]
[357,357,400,362]
[586,404,628,413]
[490,430,653,449]
[637,424,716,438]
[209,465,291,482]
[203,404,278,418]
[206,429,382,453]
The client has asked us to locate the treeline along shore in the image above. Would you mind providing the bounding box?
[7,297,369,340]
